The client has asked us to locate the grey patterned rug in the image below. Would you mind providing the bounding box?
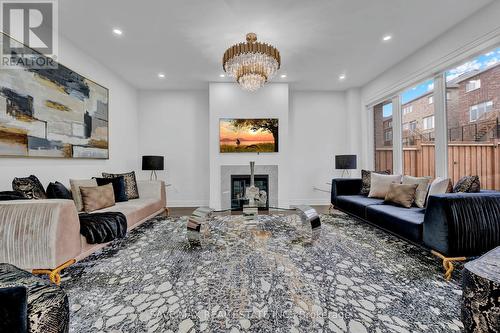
[62,211,464,333]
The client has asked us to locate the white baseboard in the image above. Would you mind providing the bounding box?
[167,200,210,208]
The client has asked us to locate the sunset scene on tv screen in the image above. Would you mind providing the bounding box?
[220,119,278,153]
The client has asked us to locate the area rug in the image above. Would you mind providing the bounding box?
[62,212,464,332]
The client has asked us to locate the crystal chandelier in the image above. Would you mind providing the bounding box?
[222,33,281,92]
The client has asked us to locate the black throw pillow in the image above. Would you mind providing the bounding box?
[12,175,47,199]
[0,191,27,201]
[94,176,128,202]
[0,286,28,333]
[46,182,73,199]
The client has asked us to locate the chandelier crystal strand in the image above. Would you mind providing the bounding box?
[222,33,281,92]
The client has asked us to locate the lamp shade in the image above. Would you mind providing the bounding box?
[335,155,357,170]
[142,155,164,171]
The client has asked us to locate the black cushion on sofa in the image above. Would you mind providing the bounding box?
[94,176,128,202]
[46,182,72,199]
[0,286,28,333]
[366,204,425,243]
[0,191,27,201]
[12,175,47,199]
[335,195,384,219]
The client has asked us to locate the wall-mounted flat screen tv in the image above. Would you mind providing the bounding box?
[219,118,278,153]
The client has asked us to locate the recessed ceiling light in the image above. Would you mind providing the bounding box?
[382,34,392,42]
[219,74,225,78]
[112,28,123,36]
[280,74,287,78]
[338,74,346,80]
[158,73,165,79]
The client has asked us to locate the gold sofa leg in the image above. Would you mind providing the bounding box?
[164,207,170,217]
[32,259,76,285]
[431,250,467,281]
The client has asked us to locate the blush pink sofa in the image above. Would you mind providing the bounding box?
[0,180,166,284]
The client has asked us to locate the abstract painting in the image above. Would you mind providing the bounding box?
[220,118,278,153]
[0,33,109,159]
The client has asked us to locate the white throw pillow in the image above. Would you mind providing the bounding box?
[70,179,97,212]
[402,175,431,208]
[368,173,402,199]
[426,177,452,205]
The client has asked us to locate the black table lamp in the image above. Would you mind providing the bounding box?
[142,155,164,180]
[335,155,357,177]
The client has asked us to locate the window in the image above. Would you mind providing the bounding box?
[401,79,435,178]
[446,91,451,100]
[403,105,413,115]
[469,100,493,122]
[384,130,392,142]
[374,100,393,173]
[465,79,481,92]
[446,46,500,190]
[423,116,434,130]
[409,121,417,131]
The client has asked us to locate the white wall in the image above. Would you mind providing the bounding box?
[138,90,209,207]
[289,91,352,205]
[137,86,359,208]
[0,36,140,189]
[209,83,289,210]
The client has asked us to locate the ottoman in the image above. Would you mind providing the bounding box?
[0,263,69,333]
[462,247,500,333]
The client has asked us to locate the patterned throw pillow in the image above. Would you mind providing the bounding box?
[12,175,47,199]
[384,183,418,208]
[360,169,390,195]
[102,171,139,199]
[79,184,116,213]
[453,176,480,193]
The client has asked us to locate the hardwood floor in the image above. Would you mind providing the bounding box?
[167,205,331,217]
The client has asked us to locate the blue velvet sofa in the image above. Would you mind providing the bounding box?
[331,178,500,260]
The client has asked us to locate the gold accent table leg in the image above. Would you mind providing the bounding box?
[32,259,76,286]
[431,250,467,281]
[329,204,334,214]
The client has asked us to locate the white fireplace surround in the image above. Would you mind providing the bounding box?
[220,165,278,210]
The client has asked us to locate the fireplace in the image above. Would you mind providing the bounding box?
[230,175,269,211]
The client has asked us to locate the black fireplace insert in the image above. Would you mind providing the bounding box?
[230,175,269,211]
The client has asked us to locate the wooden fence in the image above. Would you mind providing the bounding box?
[375,142,500,190]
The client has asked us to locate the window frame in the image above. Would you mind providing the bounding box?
[423,115,435,130]
[465,79,481,93]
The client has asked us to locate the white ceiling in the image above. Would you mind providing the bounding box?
[59,0,493,91]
